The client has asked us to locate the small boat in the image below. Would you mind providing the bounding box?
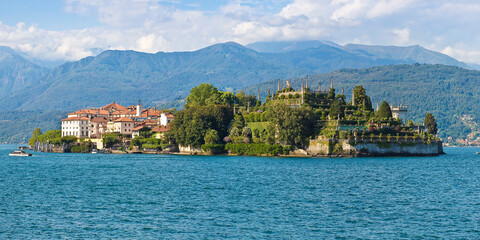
[9,150,32,157]
[92,149,98,154]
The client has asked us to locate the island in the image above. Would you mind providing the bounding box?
[29,79,443,157]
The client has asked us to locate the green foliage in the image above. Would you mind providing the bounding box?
[329,100,344,120]
[103,134,120,148]
[170,105,233,147]
[185,83,222,108]
[376,101,392,120]
[28,128,43,146]
[201,143,226,154]
[231,114,246,129]
[71,145,91,153]
[352,85,373,111]
[43,130,62,145]
[225,143,291,156]
[130,136,144,147]
[61,135,77,145]
[204,129,219,144]
[266,102,315,147]
[424,113,438,135]
[139,127,153,138]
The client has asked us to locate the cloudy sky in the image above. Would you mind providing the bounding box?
[1,0,480,63]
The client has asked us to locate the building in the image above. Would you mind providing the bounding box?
[61,117,90,138]
[391,105,408,123]
[160,113,174,126]
[106,117,134,135]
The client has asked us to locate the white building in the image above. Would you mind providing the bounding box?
[106,117,134,135]
[391,105,408,123]
[160,113,174,126]
[61,117,90,138]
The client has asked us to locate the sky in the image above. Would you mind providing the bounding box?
[1,0,480,64]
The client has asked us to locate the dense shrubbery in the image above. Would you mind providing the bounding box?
[70,145,90,153]
[225,143,291,156]
[201,144,226,154]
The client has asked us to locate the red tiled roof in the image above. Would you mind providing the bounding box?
[68,109,109,116]
[114,117,134,122]
[102,102,127,111]
[152,125,170,132]
[61,116,90,121]
[132,126,146,131]
[90,117,108,123]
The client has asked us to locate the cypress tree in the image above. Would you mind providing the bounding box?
[424,113,438,135]
[377,101,392,120]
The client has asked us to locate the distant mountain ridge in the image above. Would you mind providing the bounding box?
[247,41,469,69]
[0,46,50,99]
[0,40,473,111]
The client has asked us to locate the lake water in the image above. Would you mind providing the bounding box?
[1,145,479,239]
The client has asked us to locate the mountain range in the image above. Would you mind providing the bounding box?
[0,40,479,143]
[0,40,472,111]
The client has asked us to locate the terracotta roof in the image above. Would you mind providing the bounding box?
[114,117,134,122]
[165,114,174,118]
[90,117,108,123]
[62,117,90,121]
[141,108,161,118]
[152,125,170,132]
[102,102,127,111]
[132,126,147,131]
[68,109,109,116]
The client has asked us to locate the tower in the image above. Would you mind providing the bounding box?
[306,75,309,89]
[352,89,355,106]
[277,79,280,91]
[330,76,333,89]
[136,98,142,117]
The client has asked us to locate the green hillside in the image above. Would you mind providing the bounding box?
[244,64,480,140]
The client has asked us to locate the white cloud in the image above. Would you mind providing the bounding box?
[1,0,480,64]
[392,27,410,45]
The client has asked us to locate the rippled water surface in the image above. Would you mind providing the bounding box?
[1,145,480,239]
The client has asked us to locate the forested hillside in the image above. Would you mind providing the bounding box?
[244,64,480,140]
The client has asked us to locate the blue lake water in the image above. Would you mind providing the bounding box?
[1,145,479,239]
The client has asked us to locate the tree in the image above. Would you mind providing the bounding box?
[424,113,438,135]
[329,100,344,119]
[327,88,335,100]
[28,128,43,146]
[102,134,119,148]
[204,129,219,144]
[352,85,373,111]
[185,83,220,108]
[376,101,392,120]
[267,102,315,147]
[170,105,233,147]
[139,127,153,138]
[231,114,246,130]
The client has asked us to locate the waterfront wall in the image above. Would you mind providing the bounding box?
[307,139,444,157]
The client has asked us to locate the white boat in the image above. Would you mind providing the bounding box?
[91,149,98,154]
[9,150,32,156]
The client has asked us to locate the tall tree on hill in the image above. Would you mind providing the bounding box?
[376,101,392,120]
[329,100,344,120]
[352,85,373,111]
[185,83,220,108]
[424,113,438,135]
